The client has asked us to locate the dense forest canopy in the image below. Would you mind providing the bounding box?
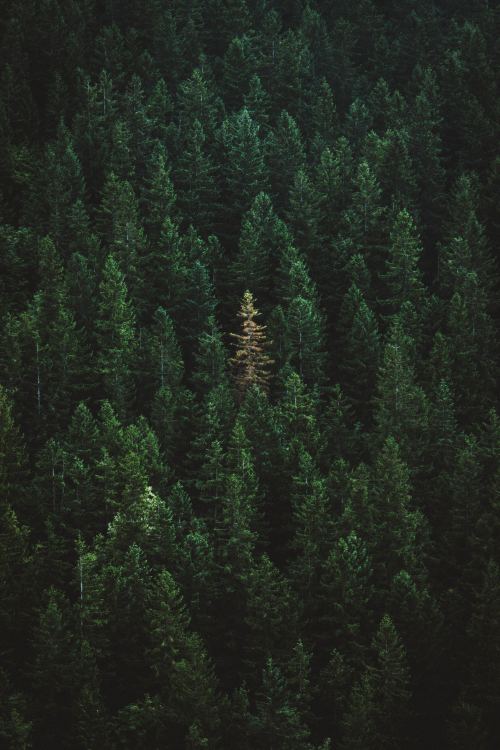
[0,0,499,747]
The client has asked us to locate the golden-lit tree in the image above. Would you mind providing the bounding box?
[230,291,273,399]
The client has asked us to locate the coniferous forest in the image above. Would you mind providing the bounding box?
[1,1,500,747]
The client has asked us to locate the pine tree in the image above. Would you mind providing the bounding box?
[266,110,306,211]
[223,34,257,110]
[13,237,85,433]
[0,385,25,505]
[143,307,184,397]
[230,291,273,400]
[410,66,445,240]
[192,315,229,396]
[286,169,322,275]
[243,554,298,681]
[31,589,77,748]
[253,657,312,750]
[342,160,386,271]
[365,127,417,216]
[276,370,323,459]
[0,504,34,679]
[342,615,411,750]
[33,119,85,250]
[284,295,326,386]
[122,75,154,184]
[370,437,426,589]
[97,173,146,304]
[95,255,137,418]
[337,284,381,423]
[244,75,271,132]
[140,140,177,243]
[74,639,107,750]
[373,317,429,466]
[309,78,339,155]
[315,138,355,241]
[175,119,220,236]
[231,192,285,307]
[289,449,332,607]
[382,208,426,316]
[274,245,326,385]
[177,66,222,138]
[370,614,412,748]
[107,119,134,183]
[442,172,497,296]
[345,98,373,151]
[466,558,500,742]
[0,667,32,750]
[271,28,313,122]
[318,531,374,662]
[221,108,269,241]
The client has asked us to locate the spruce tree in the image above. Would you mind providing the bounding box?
[382,208,426,316]
[231,192,284,307]
[266,110,306,211]
[230,291,273,400]
[175,119,219,236]
[221,108,269,241]
[95,255,136,419]
[337,284,381,423]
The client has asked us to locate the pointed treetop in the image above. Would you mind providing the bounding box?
[230,291,273,400]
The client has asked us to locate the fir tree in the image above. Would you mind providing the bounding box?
[221,108,269,241]
[95,255,136,418]
[230,291,273,400]
[382,208,426,316]
[175,119,219,236]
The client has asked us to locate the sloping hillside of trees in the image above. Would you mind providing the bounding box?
[1,1,499,747]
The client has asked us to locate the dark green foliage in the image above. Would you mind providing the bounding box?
[382,208,426,316]
[266,110,306,211]
[231,191,287,307]
[175,119,220,237]
[337,284,381,423]
[0,3,499,749]
[95,255,137,418]
[221,108,269,242]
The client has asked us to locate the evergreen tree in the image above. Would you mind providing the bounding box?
[33,119,85,250]
[318,531,374,663]
[342,615,411,750]
[0,668,32,750]
[231,192,285,307]
[177,66,222,138]
[12,237,85,433]
[368,614,412,749]
[342,160,386,271]
[266,110,306,211]
[141,140,177,243]
[221,108,269,241]
[97,173,146,304]
[243,554,298,681]
[95,255,136,418]
[337,284,381,423]
[244,75,271,132]
[252,657,312,750]
[382,208,426,316]
[31,589,76,748]
[223,34,257,110]
[230,291,273,400]
[410,66,445,240]
[373,318,429,466]
[192,315,229,396]
[0,385,25,505]
[286,169,322,275]
[175,119,220,236]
